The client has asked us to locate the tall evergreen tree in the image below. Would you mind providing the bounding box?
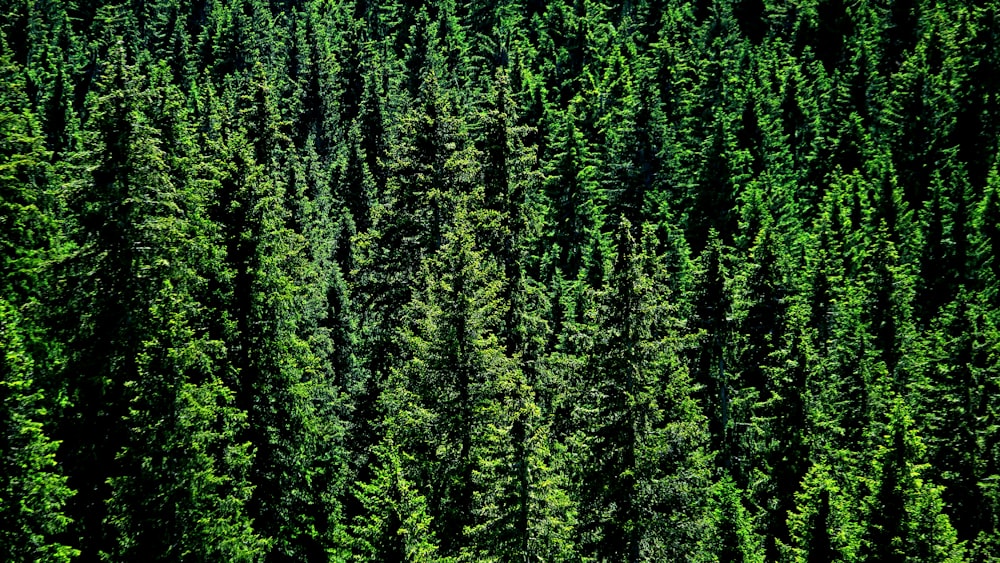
[0,299,77,563]
[206,61,350,560]
[99,63,265,562]
[355,44,480,377]
[861,399,966,563]
[541,100,602,281]
[576,219,712,560]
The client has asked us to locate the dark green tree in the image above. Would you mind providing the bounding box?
[98,63,265,562]
[576,219,713,561]
[379,198,576,558]
[541,100,602,281]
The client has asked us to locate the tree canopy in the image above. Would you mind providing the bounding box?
[2,0,999,560]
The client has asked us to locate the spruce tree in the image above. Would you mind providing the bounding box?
[100,62,265,562]
[0,299,77,563]
[577,219,712,560]
[861,399,966,563]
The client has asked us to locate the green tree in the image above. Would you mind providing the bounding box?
[98,63,265,562]
[700,475,764,563]
[354,50,480,385]
[861,399,966,563]
[0,28,68,330]
[56,39,155,558]
[0,299,77,563]
[205,61,350,559]
[576,219,712,560]
[370,178,578,559]
[541,100,602,281]
[598,35,662,228]
[782,460,865,562]
[352,438,445,562]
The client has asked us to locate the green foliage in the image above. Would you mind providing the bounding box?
[783,459,866,562]
[4,0,999,560]
[574,219,713,560]
[352,439,445,562]
[541,100,602,280]
[701,475,764,563]
[860,400,966,563]
[0,300,77,562]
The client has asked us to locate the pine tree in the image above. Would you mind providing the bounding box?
[210,62,350,559]
[99,62,265,562]
[0,299,77,563]
[690,231,738,465]
[477,66,544,353]
[0,28,68,328]
[354,43,480,375]
[783,460,865,562]
[470,70,578,563]
[598,36,661,228]
[700,475,764,563]
[861,399,966,563]
[577,219,712,560]
[379,200,560,557]
[541,100,602,281]
[56,39,153,559]
[352,438,445,562]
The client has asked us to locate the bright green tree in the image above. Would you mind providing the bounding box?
[860,399,966,563]
[0,299,77,563]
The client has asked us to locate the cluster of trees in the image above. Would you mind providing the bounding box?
[2,0,999,560]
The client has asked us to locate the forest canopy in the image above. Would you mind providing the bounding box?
[1,0,999,561]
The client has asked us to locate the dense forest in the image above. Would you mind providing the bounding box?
[1,0,999,560]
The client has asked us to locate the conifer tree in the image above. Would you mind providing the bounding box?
[56,38,154,558]
[100,62,265,562]
[700,475,764,563]
[0,29,68,323]
[380,197,577,558]
[598,35,661,228]
[861,399,966,563]
[576,219,712,560]
[352,438,444,562]
[354,35,482,409]
[0,299,77,563]
[690,231,737,464]
[783,460,865,562]
[207,62,350,559]
[541,100,602,281]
